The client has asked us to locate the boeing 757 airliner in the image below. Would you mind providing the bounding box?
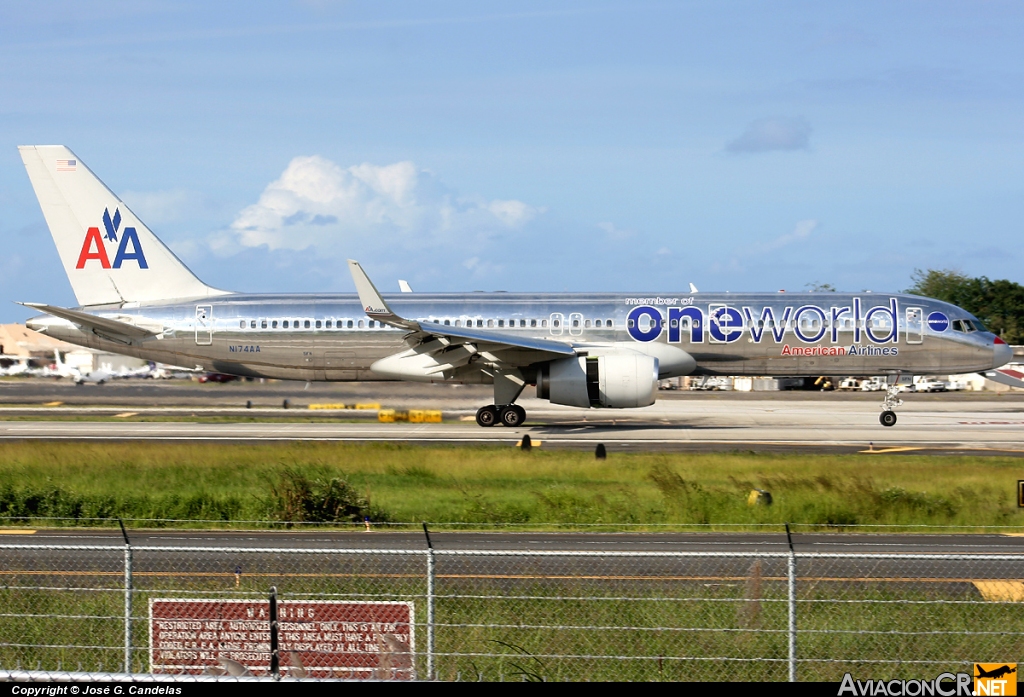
[17,146,1013,427]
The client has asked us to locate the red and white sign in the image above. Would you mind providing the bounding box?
[149,599,415,679]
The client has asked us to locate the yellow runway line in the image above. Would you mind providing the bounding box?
[0,530,35,535]
[0,569,1017,585]
[859,446,923,454]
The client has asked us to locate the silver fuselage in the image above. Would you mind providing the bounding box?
[26,291,1010,384]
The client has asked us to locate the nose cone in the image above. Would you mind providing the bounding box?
[993,336,1013,368]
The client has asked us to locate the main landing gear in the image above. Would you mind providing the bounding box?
[879,377,904,428]
[476,404,526,427]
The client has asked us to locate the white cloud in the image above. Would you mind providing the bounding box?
[121,188,213,225]
[762,219,820,251]
[726,117,812,153]
[227,155,540,253]
[597,221,634,240]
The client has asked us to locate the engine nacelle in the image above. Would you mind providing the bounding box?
[537,354,659,408]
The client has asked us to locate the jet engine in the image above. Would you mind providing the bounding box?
[536,354,659,408]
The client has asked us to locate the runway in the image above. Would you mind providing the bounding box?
[1,399,1023,453]
[8,527,1024,554]
[2,530,1022,585]
[2,378,1022,452]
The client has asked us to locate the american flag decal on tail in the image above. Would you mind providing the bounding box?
[55,159,76,172]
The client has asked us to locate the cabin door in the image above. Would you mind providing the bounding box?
[195,305,213,346]
[906,307,923,345]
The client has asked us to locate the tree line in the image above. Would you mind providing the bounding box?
[905,269,1024,345]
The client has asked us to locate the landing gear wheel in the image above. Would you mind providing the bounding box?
[499,405,525,427]
[476,405,498,427]
[879,410,897,427]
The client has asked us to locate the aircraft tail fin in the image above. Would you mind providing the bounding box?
[18,145,229,307]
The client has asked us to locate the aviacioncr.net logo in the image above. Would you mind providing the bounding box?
[75,207,149,269]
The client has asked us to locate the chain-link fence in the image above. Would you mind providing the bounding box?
[0,543,1021,681]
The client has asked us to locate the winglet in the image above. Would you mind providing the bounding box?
[346,260,417,330]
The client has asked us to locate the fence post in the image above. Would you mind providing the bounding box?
[423,523,435,680]
[269,586,280,679]
[786,523,796,683]
[119,520,132,674]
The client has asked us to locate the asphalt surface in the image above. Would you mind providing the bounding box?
[2,530,1021,584]
[2,379,1023,454]
[4,528,1023,554]
[1,401,1022,454]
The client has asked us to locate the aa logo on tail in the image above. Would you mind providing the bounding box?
[76,207,149,269]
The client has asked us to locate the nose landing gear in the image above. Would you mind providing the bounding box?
[475,404,526,427]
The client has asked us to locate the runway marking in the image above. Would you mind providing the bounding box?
[0,570,1017,584]
[0,530,35,535]
[974,581,1024,601]
[859,447,924,454]
[114,412,138,418]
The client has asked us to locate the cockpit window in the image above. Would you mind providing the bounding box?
[952,319,980,333]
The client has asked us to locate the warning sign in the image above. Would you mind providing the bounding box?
[149,599,414,679]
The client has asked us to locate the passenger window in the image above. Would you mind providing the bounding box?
[455,320,461,327]
[272,320,278,329]
[596,320,603,328]
[541,319,547,328]
[553,319,560,328]
[261,320,267,329]
[250,320,257,329]
[531,319,537,328]
[606,319,613,327]
[670,319,678,328]
[680,318,690,330]
[282,320,289,329]
[315,320,321,329]
[347,320,353,328]
[444,319,450,326]
[239,320,245,329]
[369,320,375,328]
[433,319,439,324]
[572,320,579,328]
[304,320,310,329]
[488,320,494,328]
[358,320,364,328]
[325,320,331,328]
[628,319,635,328]
[585,320,591,328]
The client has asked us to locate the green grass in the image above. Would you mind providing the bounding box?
[0,442,1021,529]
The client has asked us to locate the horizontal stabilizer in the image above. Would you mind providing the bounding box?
[20,302,157,339]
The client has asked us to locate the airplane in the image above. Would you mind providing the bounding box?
[16,145,1014,427]
[0,356,34,377]
[50,349,111,385]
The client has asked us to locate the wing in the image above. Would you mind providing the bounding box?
[982,367,1024,389]
[347,260,576,379]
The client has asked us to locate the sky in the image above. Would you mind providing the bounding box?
[2,1,1023,321]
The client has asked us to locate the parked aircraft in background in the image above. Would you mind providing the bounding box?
[50,349,110,385]
[0,356,34,377]
[17,146,1014,426]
